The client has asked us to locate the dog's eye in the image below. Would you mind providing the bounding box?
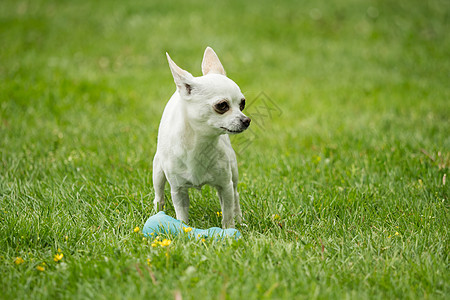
[239,99,245,111]
[214,101,229,114]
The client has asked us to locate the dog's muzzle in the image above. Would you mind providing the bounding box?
[220,117,251,134]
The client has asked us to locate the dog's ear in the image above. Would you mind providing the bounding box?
[201,47,226,76]
[166,53,195,97]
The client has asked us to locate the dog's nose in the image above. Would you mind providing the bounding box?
[241,117,251,128]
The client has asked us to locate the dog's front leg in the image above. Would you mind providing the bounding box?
[153,155,166,212]
[217,182,235,228]
[171,187,190,224]
[233,187,243,224]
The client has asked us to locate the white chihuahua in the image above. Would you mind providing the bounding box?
[152,47,250,228]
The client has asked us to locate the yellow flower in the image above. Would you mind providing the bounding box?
[151,242,157,247]
[146,258,151,266]
[133,226,140,233]
[394,232,399,236]
[57,248,62,253]
[183,227,192,233]
[201,238,206,243]
[160,239,171,247]
[14,257,25,265]
[53,253,64,262]
[216,211,222,217]
[272,214,281,220]
[65,235,68,241]
[36,265,45,271]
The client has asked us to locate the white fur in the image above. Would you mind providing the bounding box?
[153,47,250,228]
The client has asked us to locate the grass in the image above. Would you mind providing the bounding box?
[0,0,449,298]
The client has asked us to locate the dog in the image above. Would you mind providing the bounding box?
[152,47,250,228]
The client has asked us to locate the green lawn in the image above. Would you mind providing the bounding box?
[1,0,449,299]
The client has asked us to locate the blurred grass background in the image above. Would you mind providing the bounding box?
[0,0,449,299]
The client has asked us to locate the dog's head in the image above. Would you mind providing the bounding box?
[166,47,250,135]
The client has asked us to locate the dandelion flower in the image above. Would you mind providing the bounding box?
[53,253,64,262]
[394,232,399,236]
[160,239,171,247]
[14,257,25,265]
[151,242,157,247]
[201,238,206,243]
[36,265,45,271]
[183,227,192,233]
[133,226,140,233]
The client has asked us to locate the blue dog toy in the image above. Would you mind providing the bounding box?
[143,211,241,240]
